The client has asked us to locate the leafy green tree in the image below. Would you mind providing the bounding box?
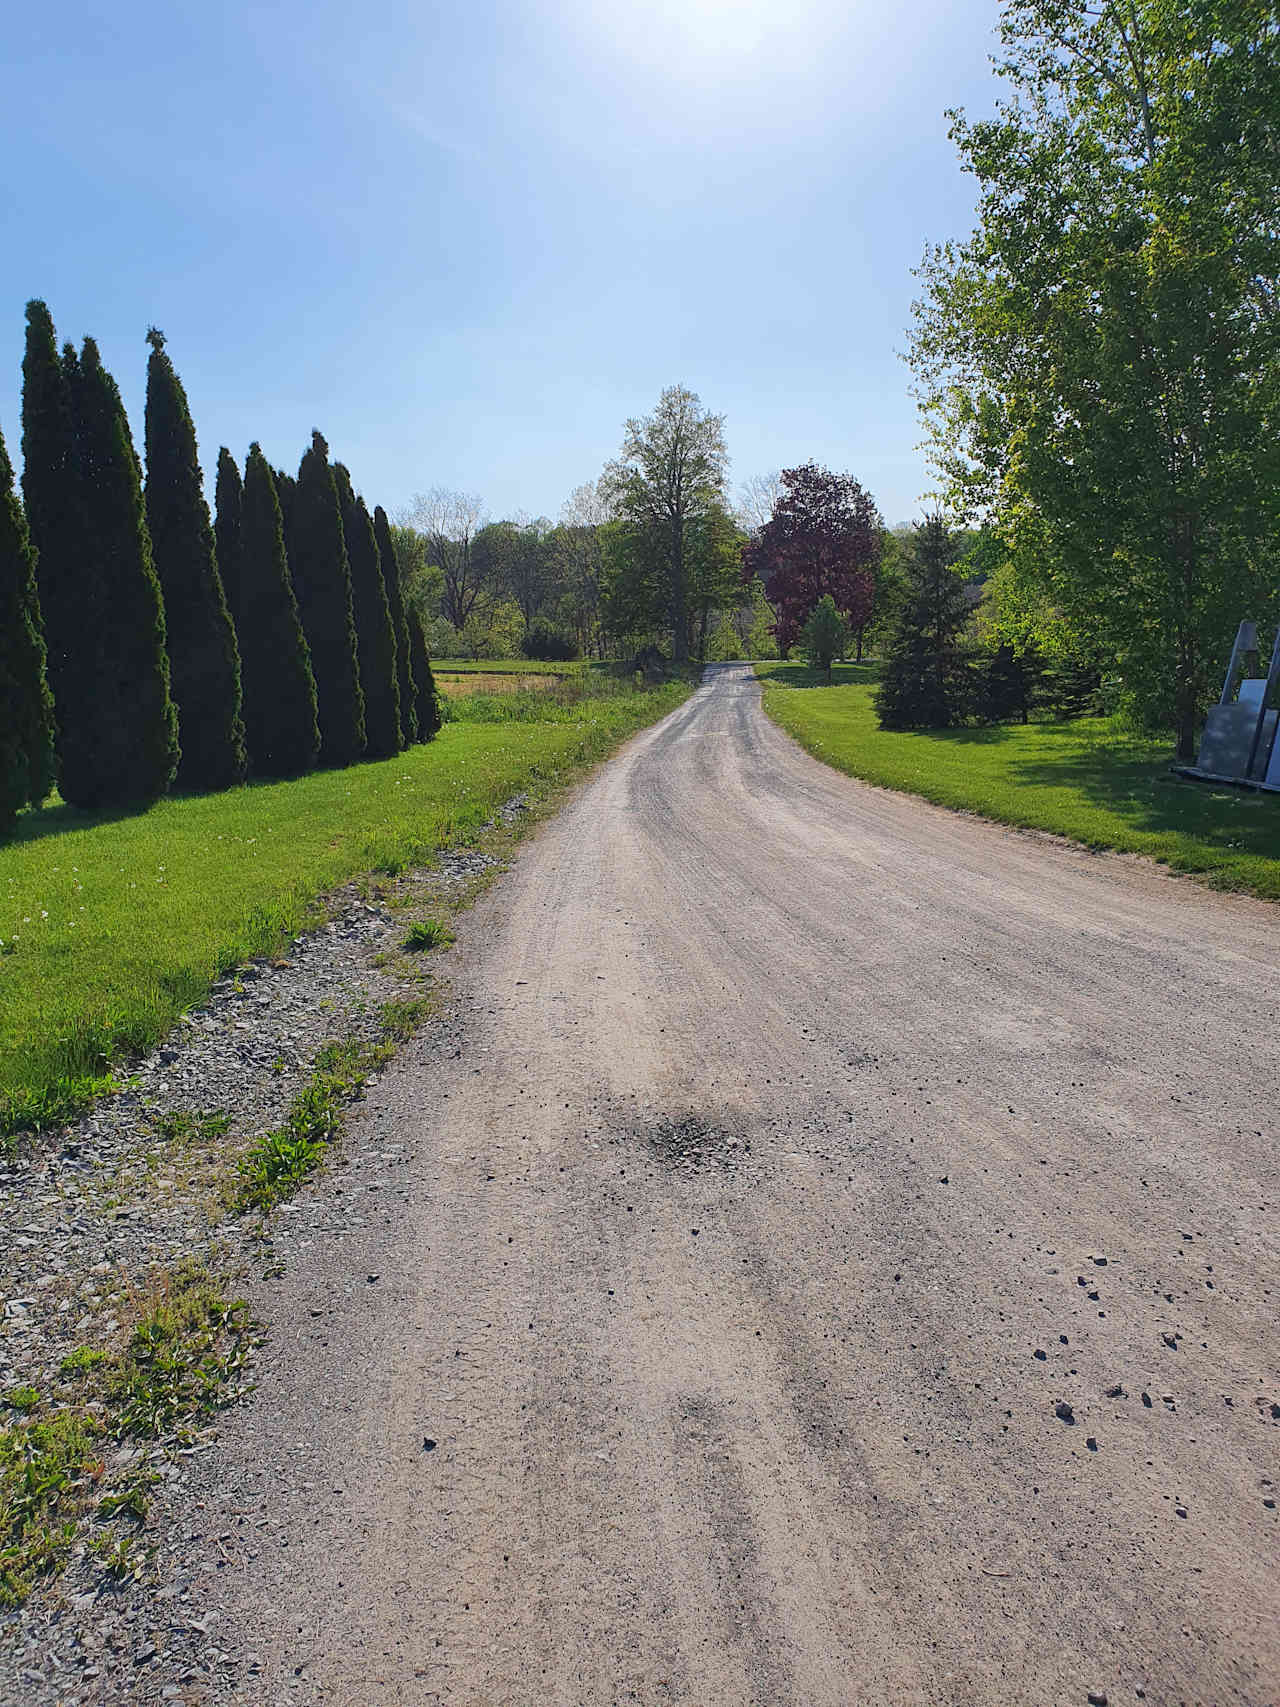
[239,444,320,777]
[214,448,244,628]
[57,336,179,805]
[374,505,417,744]
[688,503,747,662]
[876,517,976,730]
[406,605,442,742]
[0,424,56,828]
[290,432,364,766]
[334,464,400,757]
[144,331,245,791]
[21,301,94,800]
[910,0,1280,756]
[602,385,728,663]
[801,594,848,682]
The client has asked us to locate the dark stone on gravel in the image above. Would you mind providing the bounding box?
[1141,1392,1153,1407]
[423,1437,437,1452]
[1055,1401,1075,1424]
[1104,1384,1125,1398]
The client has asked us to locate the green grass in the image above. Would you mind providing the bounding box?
[0,678,691,1137]
[230,1004,416,1214]
[756,661,1280,899]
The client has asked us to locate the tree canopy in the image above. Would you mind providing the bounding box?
[910,0,1280,755]
[743,463,881,656]
[602,385,728,663]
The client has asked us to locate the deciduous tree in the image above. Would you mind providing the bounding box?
[602,385,728,664]
[144,330,245,791]
[406,488,487,629]
[744,463,880,657]
[910,0,1280,756]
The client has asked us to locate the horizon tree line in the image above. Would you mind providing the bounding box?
[1,301,441,832]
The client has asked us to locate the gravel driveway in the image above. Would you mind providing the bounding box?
[138,662,1280,1704]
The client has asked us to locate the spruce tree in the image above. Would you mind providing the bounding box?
[144,330,245,791]
[407,606,442,742]
[979,643,1033,725]
[334,465,400,757]
[65,337,179,804]
[374,504,417,744]
[290,432,364,766]
[0,424,56,830]
[239,444,320,777]
[21,301,94,800]
[876,516,975,731]
[214,447,244,629]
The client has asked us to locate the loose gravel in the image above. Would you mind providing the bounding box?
[0,800,529,1707]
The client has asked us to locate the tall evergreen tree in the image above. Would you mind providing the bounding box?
[275,468,297,559]
[334,465,401,757]
[407,605,442,742]
[0,424,56,830]
[374,504,417,744]
[876,516,976,731]
[21,301,94,800]
[66,337,179,804]
[290,432,364,766]
[144,330,245,791]
[240,444,320,777]
[213,447,244,629]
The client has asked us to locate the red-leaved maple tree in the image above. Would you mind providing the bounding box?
[744,463,881,656]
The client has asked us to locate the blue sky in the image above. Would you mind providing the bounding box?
[1,0,1001,526]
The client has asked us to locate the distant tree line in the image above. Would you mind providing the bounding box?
[2,301,440,832]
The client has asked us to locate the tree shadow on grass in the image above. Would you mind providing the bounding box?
[766,661,882,690]
[1007,740,1280,858]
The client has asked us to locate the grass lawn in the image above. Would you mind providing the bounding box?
[755,660,1280,900]
[0,677,691,1136]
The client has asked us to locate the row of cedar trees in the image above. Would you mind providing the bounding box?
[1,301,441,829]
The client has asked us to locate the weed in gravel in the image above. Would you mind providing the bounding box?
[86,1531,152,1582]
[0,1410,104,1605]
[58,1347,108,1378]
[107,1264,257,1440]
[232,1001,430,1213]
[150,1109,232,1144]
[402,918,452,952]
[3,1386,41,1413]
[0,1265,256,1605]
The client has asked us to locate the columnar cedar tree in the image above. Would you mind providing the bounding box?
[289,432,364,766]
[21,301,94,799]
[334,464,401,757]
[0,424,56,828]
[213,447,244,629]
[374,504,417,743]
[274,468,297,559]
[876,516,975,731]
[144,330,245,792]
[743,463,881,656]
[239,444,320,777]
[406,606,442,742]
[61,337,180,803]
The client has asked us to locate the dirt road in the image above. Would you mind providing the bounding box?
[213,662,1278,1706]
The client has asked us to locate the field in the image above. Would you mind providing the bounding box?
[756,660,1280,899]
[0,675,691,1136]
